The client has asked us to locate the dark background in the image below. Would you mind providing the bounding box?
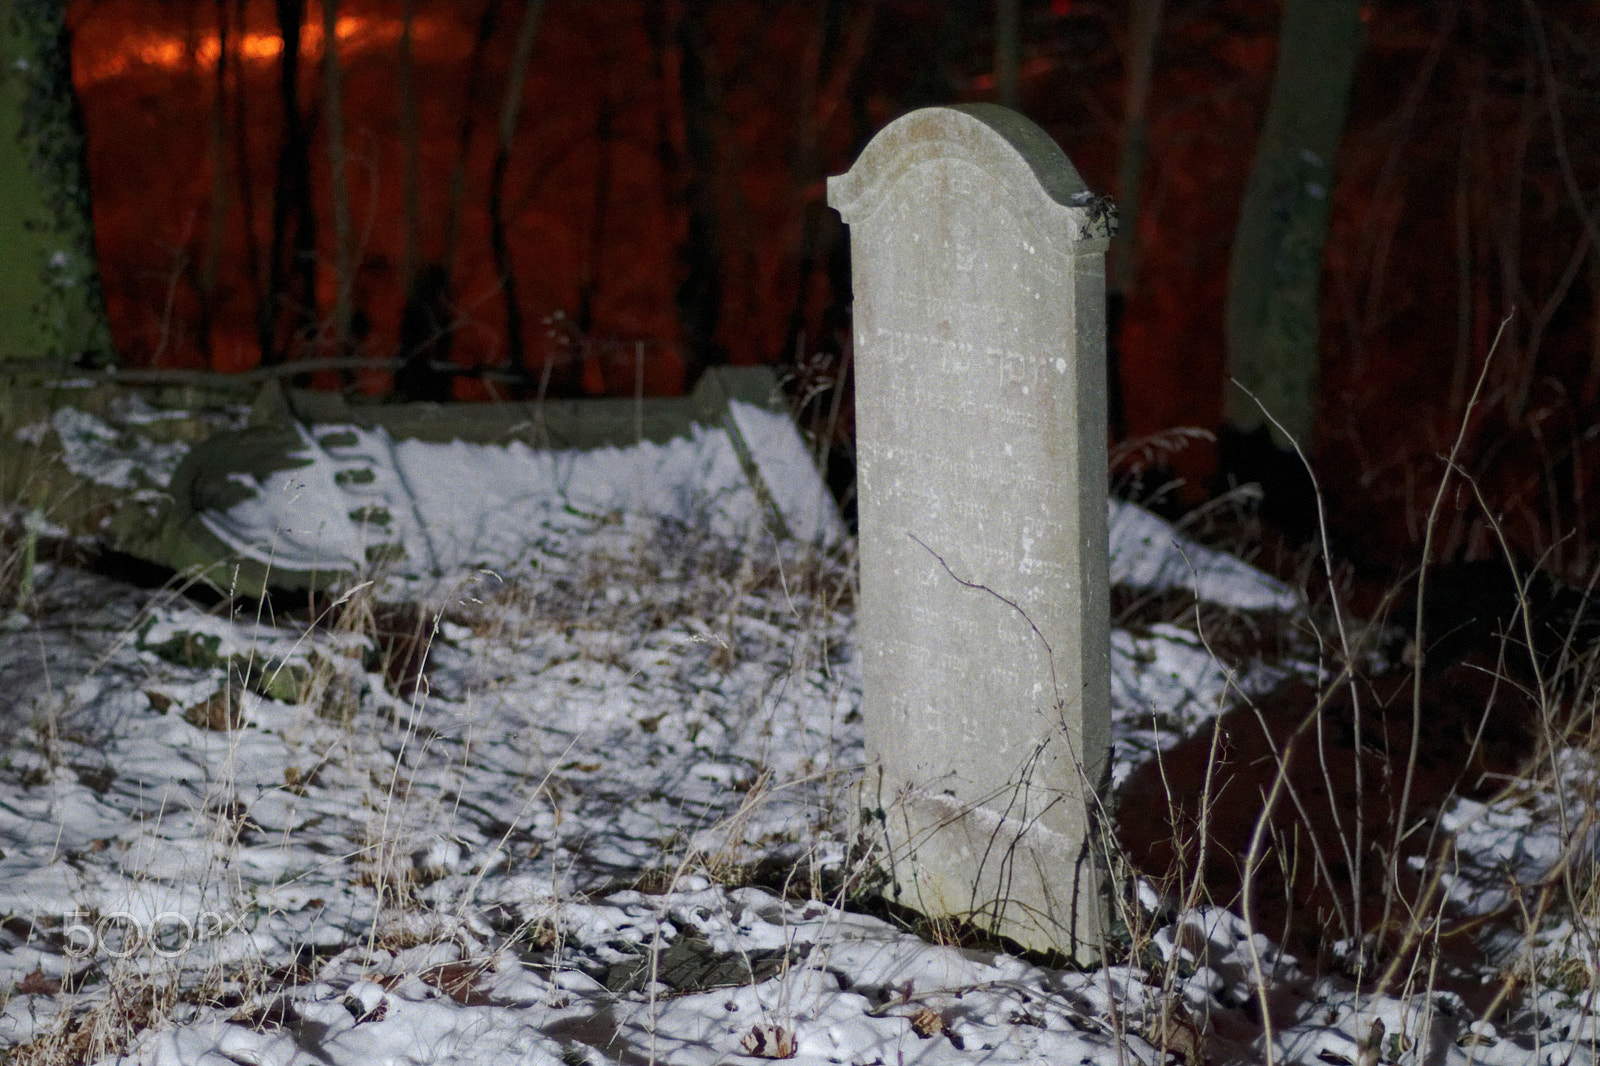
[65,0,1600,574]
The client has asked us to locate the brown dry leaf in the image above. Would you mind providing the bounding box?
[1358,1016,1387,1066]
[17,967,60,995]
[421,961,494,1006]
[183,689,243,731]
[1143,999,1206,1066]
[739,1022,796,1059]
[909,1006,944,1038]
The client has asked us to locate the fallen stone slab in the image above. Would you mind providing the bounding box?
[2,367,841,600]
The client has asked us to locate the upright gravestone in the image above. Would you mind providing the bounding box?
[828,104,1112,959]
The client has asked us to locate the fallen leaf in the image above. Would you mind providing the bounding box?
[184,689,243,731]
[740,1022,796,1059]
[910,1006,944,1038]
[1143,1000,1205,1066]
[17,968,60,995]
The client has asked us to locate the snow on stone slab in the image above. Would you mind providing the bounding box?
[17,404,195,492]
[1110,497,1301,611]
[198,413,839,593]
[724,399,846,547]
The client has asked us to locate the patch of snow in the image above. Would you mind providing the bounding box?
[24,407,188,490]
[1110,498,1301,611]
[1108,624,1287,787]
[198,418,835,595]
[0,414,1582,1066]
[725,400,846,547]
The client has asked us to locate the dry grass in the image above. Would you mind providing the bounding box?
[10,507,861,1062]
[1103,332,1600,1062]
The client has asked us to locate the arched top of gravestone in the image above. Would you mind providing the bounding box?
[827,103,1113,242]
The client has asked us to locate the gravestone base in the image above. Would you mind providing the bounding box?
[871,773,1109,960]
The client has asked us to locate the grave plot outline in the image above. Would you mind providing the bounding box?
[828,103,1112,959]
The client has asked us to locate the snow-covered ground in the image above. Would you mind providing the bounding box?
[0,403,1594,1065]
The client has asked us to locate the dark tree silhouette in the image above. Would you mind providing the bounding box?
[260,0,318,367]
[487,0,545,390]
[0,0,112,366]
[670,9,729,386]
[1224,0,1363,448]
[394,262,455,403]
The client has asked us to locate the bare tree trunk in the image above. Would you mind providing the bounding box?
[198,0,232,366]
[1224,0,1363,448]
[398,0,420,294]
[577,101,615,341]
[1451,1,1485,418]
[994,0,1019,109]
[261,0,318,367]
[779,0,873,363]
[488,0,546,386]
[394,0,450,401]
[395,263,454,402]
[1113,0,1161,299]
[0,0,114,367]
[444,2,497,277]
[1109,0,1163,440]
[323,0,354,361]
[672,7,728,384]
[231,0,264,321]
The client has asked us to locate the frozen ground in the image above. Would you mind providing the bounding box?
[0,404,1595,1065]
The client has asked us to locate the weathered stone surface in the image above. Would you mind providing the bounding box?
[0,367,833,600]
[133,367,832,597]
[828,104,1112,959]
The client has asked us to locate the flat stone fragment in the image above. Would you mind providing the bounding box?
[829,104,1112,959]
